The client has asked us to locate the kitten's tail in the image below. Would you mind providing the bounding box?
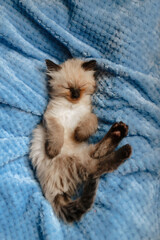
[53,176,99,223]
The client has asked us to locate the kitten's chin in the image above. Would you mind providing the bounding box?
[53,93,91,105]
[66,96,81,104]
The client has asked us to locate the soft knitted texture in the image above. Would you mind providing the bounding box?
[0,0,160,239]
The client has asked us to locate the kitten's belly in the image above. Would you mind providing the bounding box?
[54,105,90,155]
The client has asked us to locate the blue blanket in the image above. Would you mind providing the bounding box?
[0,0,160,239]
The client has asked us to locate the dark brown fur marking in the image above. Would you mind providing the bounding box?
[82,60,97,71]
[60,177,64,188]
[92,122,128,158]
[54,177,99,223]
[93,144,132,177]
[45,59,62,72]
[68,164,74,180]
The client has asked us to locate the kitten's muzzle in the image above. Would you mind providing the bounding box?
[70,88,80,99]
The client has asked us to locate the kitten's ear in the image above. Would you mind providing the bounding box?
[45,59,62,71]
[82,60,97,71]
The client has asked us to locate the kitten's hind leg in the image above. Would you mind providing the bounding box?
[90,122,128,158]
[74,113,98,142]
[53,176,99,223]
[92,144,132,178]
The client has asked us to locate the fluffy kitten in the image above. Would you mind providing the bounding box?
[30,58,132,223]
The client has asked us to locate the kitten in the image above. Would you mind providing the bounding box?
[30,58,132,223]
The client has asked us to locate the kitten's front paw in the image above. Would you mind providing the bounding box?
[74,127,89,142]
[110,122,128,140]
[45,140,60,159]
[74,114,98,142]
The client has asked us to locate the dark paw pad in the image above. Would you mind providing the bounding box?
[110,121,128,139]
[120,144,132,159]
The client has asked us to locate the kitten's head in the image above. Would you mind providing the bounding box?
[45,58,97,103]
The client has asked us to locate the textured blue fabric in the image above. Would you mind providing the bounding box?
[0,0,160,239]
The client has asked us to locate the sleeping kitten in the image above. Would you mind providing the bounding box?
[30,58,132,223]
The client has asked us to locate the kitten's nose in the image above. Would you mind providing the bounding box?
[70,88,80,99]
